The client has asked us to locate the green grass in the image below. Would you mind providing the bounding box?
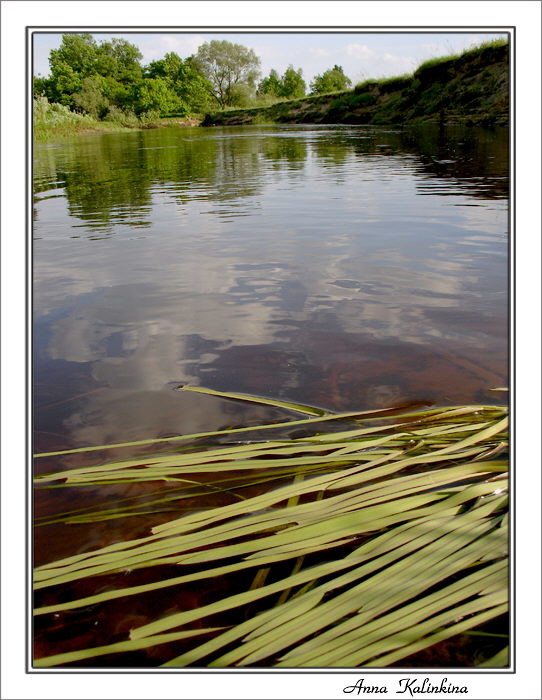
[33,97,201,140]
[33,98,125,140]
[415,37,508,75]
[33,386,509,668]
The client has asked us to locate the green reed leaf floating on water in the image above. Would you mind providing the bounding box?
[177,384,331,416]
[33,390,508,668]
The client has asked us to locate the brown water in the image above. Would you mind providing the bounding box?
[33,123,508,456]
[33,123,509,666]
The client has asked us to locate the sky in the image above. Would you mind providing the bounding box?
[32,31,508,85]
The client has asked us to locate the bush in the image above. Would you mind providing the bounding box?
[138,110,162,124]
[103,105,139,125]
[34,96,94,126]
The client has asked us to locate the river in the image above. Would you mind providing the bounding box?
[33,122,510,666]
[33,123,509,455]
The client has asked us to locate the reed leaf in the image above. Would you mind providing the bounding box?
[178,385,330,415]
[33,394,508,668]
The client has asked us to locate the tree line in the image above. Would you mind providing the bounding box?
[34,34,353,120]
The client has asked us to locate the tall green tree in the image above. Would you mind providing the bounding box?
[33,76,50,98]
[132,77,182,115]
[257,69,282,97]
[145,52,212,113]
[44,34,99,106]
[279,65,306,98]
[192,40,261,107]
[49,33,99,77]
[146,51,183,80]
[310,65,352,94]
[46,63,83,108]
[95,38,143,84]
[258,66,306,100]
[45,34,144,112]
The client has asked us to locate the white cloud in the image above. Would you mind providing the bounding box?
[140,34,209,62]
[308,47,332,58]
[345,43,375,60]
[419,42,444,54]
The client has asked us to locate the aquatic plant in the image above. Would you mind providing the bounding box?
[33,387,509,668]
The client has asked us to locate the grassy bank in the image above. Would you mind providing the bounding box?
[34,387,508,668]
[33,97,200,140]
[203,39,509,127]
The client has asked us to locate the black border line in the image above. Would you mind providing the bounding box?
[27,26,515,681]
[27,23,32,679]
[30,26,511,30]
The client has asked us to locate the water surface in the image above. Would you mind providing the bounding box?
[33,123,509,664]
[33,123,509,455]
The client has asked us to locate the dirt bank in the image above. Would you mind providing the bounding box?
[203,41,509,128]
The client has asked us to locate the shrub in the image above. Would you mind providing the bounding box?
[103,105,139,125]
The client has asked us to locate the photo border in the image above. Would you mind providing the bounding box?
[2,3,540,699]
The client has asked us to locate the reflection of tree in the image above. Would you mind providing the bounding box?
[260,135,307,170]
[397,125,509,200]
[340,124,509,200]
[33,123,508,236]
[33,128,271,231]
[204,135,263,201]
[34,132,153,232]
[313,134,353,165]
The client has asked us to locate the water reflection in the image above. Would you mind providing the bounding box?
[33,124,508,452]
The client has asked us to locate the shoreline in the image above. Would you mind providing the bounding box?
[34,115,202,141]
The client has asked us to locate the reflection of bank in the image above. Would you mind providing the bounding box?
[33,125,509,238]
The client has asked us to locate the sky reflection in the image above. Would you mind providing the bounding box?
[33,124,508,451]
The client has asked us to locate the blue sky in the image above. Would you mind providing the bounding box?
[33,31,508,85]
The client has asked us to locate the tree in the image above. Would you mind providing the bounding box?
[257,69,282,97]
[192,40,261,107]
[132,77,182,116]
[47,63,83,108]
[176,57,213,112]
[33,75,50,99]
[257,66,306,100]
[49,34,99,78]
[146,51,183,81]
[40,33,219,119]
[73,75,110,118]
[145,52,213,113]
[310,65,352,94]
[279,65,306,98]
[47,34,144,112]
[95,38,143,84]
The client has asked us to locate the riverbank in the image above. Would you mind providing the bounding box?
[34,40,508,140]
[34,115,201,141]
[33,98,201,141]
[203,39,509,128]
